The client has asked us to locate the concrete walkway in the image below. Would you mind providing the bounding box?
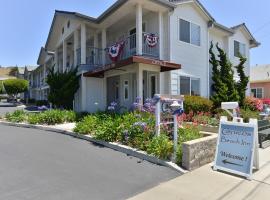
[129,148,270,200]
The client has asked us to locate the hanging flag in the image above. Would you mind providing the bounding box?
[144,33,159,48]
[107,41,125,62]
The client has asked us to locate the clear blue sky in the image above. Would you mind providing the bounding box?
[0,0,269,67]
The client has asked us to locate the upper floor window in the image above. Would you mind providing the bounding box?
[179,19,201,46]
[234,40,246,57]
[251,88,263,99]
[124,80,129,100]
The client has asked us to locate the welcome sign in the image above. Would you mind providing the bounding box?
[214,117,259,179]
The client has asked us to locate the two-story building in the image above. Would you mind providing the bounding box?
[34,0,259,112]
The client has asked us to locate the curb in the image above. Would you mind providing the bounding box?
[0,121,188,174]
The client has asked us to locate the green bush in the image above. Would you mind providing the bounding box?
[27,114,41,125]
[5,110,26,123]
[240,109,260,122]
[184,96,213,114]
[3,79,28,97]
[147,134,173,160]
[73,115,98,134]
[36,100,49,106]
[178,125,202,143]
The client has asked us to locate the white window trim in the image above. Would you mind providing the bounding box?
[179,75,201,96]
[251,87,264,98]
[178,17,201,48]
[234,40,246,58]
[123,80,129,101]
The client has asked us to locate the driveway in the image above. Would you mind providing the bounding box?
[0,124,180,200]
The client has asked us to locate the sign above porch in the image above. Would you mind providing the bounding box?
[83,56,181,78]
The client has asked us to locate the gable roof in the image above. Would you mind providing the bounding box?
[231,23,260,47]
[250,65,270,83]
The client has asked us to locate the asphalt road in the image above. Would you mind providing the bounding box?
[0,124,180,200]
[0,102,22,117]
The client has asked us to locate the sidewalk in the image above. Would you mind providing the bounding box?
[129,148,270,200]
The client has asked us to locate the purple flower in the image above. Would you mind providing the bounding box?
[133,122,147,130]
[108,106,115,111]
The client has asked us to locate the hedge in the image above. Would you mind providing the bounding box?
[184,96,213,114]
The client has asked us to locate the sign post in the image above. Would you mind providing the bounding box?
[213,116,259,180]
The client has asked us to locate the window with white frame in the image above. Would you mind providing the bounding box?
[180,76,200,96]
[234,40,246,57]
[251,88,263,99]
[179,19,201,46]
[124,80,129,100]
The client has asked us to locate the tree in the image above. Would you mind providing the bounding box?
[216,44,239,102]
[209,42,229,108]
[3,79,28,99]
[235,55,248,106]
[46,67,80,109]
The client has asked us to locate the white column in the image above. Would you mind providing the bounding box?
[81,75,87,111]
[81,23,87,64]
[94,32,98,47]
[158,11,164,60]
[63,40,67,72]
[137,66,143,102]
[54,48,58,72]
[102,29,107,65]
[74,29,79,66]
[136,3,143,55]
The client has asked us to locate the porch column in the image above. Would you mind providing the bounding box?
[102,29,107,65]
[136,3,143,55]
[74,29,79,66]
[158,11,164,60]
[81,75,87,111]
[137,66,143,102]
[54,48,58,72]
[94,32,98,47]
[81,23,87,64]
[63,40,67,72]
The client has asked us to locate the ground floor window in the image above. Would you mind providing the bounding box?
[251,88,263,98]
[180,76,200,96]
[124,80,129,100]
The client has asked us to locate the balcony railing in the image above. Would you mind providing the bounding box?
[76,32,159,71]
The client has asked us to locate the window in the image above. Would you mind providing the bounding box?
[179,19,201,46]
[150,75,157,98]
[67,20,70,28]
[251,88,263,99]
[124,80,129,100]
[180,76,200,96]
[234,41,246,57]
[62,27,65,34]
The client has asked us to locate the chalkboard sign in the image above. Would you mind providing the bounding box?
[213,117,259,179]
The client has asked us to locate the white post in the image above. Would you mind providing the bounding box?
[136,3,143,55]
[136,66,143,103]
[81,23,87,64]
[74,29,79,66]
[158,11,164,60]
[155,96,161,136]
[63,40,67,72]
[54,48,58,72]
[173,114,178,161]
[102,29,107,65]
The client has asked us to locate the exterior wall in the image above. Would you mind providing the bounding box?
[228,28,251,95]
[251,82,270,99]
[169,3,209,97]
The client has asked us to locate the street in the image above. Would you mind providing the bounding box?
[0,124,180,200]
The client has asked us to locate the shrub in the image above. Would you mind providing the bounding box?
[178,125,202,143]
[73,115,98,134]
[244,97,263,112]
[240,109,260,122]
[147,134,173,160]
[5,110,26,123]
[184,96,213,114]
[27,114,41,125]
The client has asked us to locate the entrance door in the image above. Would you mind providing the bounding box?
[149,74,157,98]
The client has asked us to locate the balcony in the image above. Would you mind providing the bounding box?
[77,32,159,72]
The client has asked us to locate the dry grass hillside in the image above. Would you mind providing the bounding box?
[0,67,18,80]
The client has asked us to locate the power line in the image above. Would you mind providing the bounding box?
[253,20,270,34]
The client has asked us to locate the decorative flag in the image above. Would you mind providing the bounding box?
[107,41,125,62]
[144,33,159,48]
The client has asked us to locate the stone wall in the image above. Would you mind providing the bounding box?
[182,132,218,171]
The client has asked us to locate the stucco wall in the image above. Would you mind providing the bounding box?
[251,82,270,99]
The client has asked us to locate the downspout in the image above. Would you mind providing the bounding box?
[207,31,210,99]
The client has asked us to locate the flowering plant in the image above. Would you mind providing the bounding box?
[244,97,263,111]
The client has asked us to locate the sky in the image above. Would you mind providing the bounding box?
[0,0,269,67]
